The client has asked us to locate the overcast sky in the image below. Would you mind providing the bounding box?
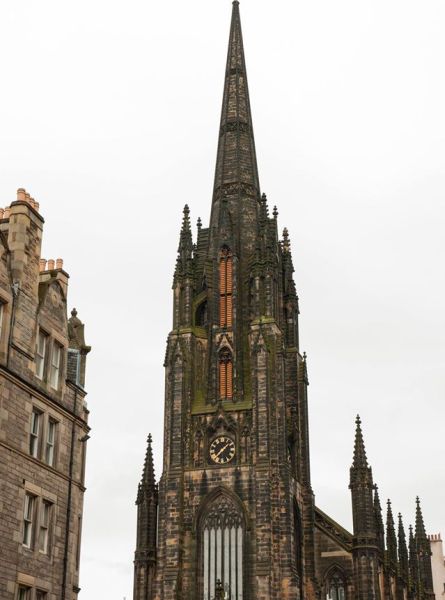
[1,0,444,598]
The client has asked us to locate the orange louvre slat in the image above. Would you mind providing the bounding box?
[219,361,227,399]
[219,259,226,295]
[220,296,226,327]
[226,258,233,293]
[226,297,233,327]
[226,360,233,398]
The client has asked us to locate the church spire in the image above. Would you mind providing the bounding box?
[211,0,260,220]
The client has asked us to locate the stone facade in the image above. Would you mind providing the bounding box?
[0,188,90,600]
[429,535,445,600]
[133,3,436,600]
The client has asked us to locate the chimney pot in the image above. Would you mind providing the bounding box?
[56,258,63,269]
[4,207,11,219]
[34,201,40,212]
[25,192,31,205]
[39,259,47,272]
[17,188,26,202]
[47,259,55,270]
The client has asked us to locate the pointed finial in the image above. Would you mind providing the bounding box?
[137,433,156,504]
[303,351,307,361]
[197,217,202,230]
[374,484,382,511]
[260,192,269,222]
[71,308,78,318]
[397,512,409,580]
[282,228,291,253]
[273,206,278,219]
[352,414,369,470]
[415,496,428,543]
[387,499,398,564]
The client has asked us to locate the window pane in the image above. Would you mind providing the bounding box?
[18,587,31,600]
[50,344,61,389]
[39,501,52,554]
[23,494,35,547]
[45,420,56,466]
[36,331,46,379]
[36,591,48,600]
[30,410,41,458]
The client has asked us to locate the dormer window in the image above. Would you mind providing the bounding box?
[219,348,233,400]
[219,247,233,328]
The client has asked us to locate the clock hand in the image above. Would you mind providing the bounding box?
[215,442,231,459]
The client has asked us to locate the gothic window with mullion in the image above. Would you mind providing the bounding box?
[200,493,244,600]
[325,569,346,600]
[219,247,233,328]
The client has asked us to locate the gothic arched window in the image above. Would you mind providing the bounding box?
[325,569,346,600]
[219,348,233,400]
[201,493,244,600]
[219,247,233,328]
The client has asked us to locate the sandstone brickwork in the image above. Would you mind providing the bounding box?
[0,189,90,600]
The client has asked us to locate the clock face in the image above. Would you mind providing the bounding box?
[209,436,236,465]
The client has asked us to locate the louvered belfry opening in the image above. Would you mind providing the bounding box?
[219,247,233,328]
[219,348,233,400]
[201,494,244,600]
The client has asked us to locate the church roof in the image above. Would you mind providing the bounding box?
[314,505,353,552]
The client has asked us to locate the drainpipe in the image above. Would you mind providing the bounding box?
[61,387,78,600]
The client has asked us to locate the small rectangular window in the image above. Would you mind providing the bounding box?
[36,330,47,380]
[30,409,42,458]
[45,419,57,466]
[50,343,62,390]
[38,500,52,554]
[36,591,48,600]
[17,586,31,600]
[23,493,36,548]
[76,515,82,571]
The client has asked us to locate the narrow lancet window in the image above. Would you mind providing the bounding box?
[219,248,233,328]
[219,349,233,400]
[201,494,244,600]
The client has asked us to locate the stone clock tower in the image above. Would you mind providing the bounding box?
[133,3,314,599]
[132,3,436,600]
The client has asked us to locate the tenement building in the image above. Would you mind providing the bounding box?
[0,189,90,600]
[133,3,436,600]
